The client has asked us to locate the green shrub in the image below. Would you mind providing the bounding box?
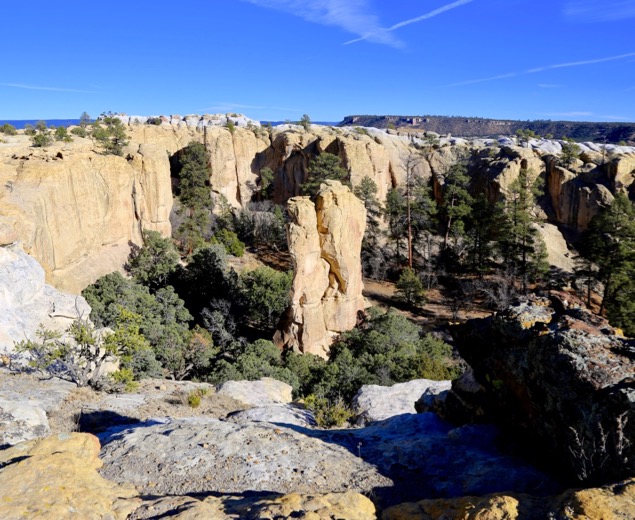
[71,126,88,137]
[0,123,17,135]
[187,390,202,408]
[396,268,425,306]
[212,229,245,257]
[304,394,353,428]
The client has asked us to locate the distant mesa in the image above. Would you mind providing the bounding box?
[340,114,635,144]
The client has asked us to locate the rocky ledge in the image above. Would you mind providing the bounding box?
[434,292,635,485]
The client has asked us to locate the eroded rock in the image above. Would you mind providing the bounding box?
[448,295,635,484]
[353,379,452,426]
[0,433,138,519]
[0,243,90,351]
[275,181,366,356]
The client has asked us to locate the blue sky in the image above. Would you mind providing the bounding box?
[1,0,634,122]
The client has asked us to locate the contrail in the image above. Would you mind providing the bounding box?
[344,0,474,45]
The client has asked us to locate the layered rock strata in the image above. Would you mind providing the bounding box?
[274,181,366,357]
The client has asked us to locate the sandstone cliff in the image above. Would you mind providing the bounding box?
[274,181,366,357]
[2,116,634,294]
[0,135,172,293]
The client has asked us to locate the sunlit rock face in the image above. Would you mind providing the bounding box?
[275,181,366,357]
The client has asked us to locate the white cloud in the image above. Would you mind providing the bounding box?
[344,0,474,45]
[0,83,93,93]
[241,0,403,47]
[538,84,561,88]
[447,52,635,87]
[564,0,635,22]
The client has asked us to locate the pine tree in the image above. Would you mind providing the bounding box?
[354,176,386,279]
[438,156,473,251]
[498,168,548,292]
[175,141,212,254]
[581,193,635,332]
[301,153,348,199]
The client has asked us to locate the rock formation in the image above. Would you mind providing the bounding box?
[0,433,139,519]
[274,181,366,357]
[0,137,173,293]
[0,243,90,351]
[445,294,635,484]
[352,379,451,426]
[2,116,634,294]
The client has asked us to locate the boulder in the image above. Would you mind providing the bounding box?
[0,433,138,519]
[215,377,292,406]
[0,243,91,352]
[352,379,452,425]
[449,295,635,484]
[275,181,366,357]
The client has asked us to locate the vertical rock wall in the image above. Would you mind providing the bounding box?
[275,181,366,357]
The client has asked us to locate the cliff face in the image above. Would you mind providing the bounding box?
[2,118,634,294]
[0,136,173,293]
[274,181,366,357]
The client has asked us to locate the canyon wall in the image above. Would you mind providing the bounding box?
[1,116,634,294]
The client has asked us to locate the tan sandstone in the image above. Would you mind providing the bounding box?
[275,181,366,357]
[0,433,138,520]
[1,120,631,294]
[382,478,635,520]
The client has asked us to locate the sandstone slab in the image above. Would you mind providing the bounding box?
[0,433,138,520]
[98,416,392,496]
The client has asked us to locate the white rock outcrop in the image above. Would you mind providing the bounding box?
[0,243,90,352]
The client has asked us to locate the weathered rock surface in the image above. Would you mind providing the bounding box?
[98,416,392,497]
[0,137,173,293]
[448,294,635,484]
[546,158,615,231]
[352,379,452,425]
[275,181,367,356]
[382,478,635,520]
[215,377,293,406]
[98,412,557,507]
[0,243,91,351]
[130,491,376,520]
[0,433,138,519]
[0,371,75,447]
[226,404,317,427]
